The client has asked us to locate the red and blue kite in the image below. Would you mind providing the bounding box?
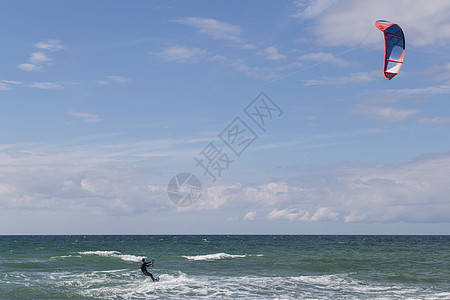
[375,20,405,80]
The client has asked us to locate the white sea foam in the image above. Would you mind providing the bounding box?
[6,270,447,300]
[182,252,262,261]
[78,250,142,262]
[79,250,120,256]
[78,272,441,300]
[50,255,82,259]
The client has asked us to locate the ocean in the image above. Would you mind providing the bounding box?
[1,235,449,299]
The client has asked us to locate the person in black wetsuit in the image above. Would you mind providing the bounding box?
[140,258,158,281]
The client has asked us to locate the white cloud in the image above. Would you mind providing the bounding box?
[17,63,41,72]
[299,52,350,67]
[154,46,210,63]
[29,82,64,90]
[298,115,318,121]
[200,183,242,210]
[107,76,131,83]
[304,71,377,85]
[2,80,23,85]
[1,138,449,224]
[309,207,339,221]
[230,60,278,79]
[257,152,450,224]
[336,153,450,222]
[173,17,250,47]
[431,63,450,84]
[243,211,256,221]
[350,103,420,122]
[245,182,290,207]
[67,110,102,123]
[230,58,304,80]
[390,85,450,95]
[18,39,64,72]
[267,208,306,221]
[261,47,286,60]
[0,140,193,216]
[0,80,23,90]
[292,0,338,19]
[0,84,10,91]
[29,52,51,64]
[34,39,65,51]
[0,161,163,216]
[198,152,450,224]
[418,117,450,124]
[96,75,132,85]
[292,0,450,47]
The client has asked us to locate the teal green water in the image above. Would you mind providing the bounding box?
[1,235,449,299]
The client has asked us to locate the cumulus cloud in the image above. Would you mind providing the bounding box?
[200,183,242,210]
[309,207,340,221]
[244,182,290,207]
[193,152,450,224]
[267,208,307,221]
[296,153,450,223]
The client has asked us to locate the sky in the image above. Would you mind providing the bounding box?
[1,0,450,235]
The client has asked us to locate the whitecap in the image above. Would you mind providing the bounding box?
[182,252,252,261]
[78,250,142,262]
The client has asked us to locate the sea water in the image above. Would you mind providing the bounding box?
[1,235,449,299]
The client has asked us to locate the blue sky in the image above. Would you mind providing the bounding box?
[1,0,450,234]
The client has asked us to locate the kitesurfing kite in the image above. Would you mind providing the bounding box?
[375,20,405,80]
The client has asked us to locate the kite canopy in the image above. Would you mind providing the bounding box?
[375,20,405,80]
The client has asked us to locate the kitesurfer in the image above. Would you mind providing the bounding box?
[141,258,158,281]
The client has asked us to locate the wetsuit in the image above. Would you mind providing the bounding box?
[140,261,157,281]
